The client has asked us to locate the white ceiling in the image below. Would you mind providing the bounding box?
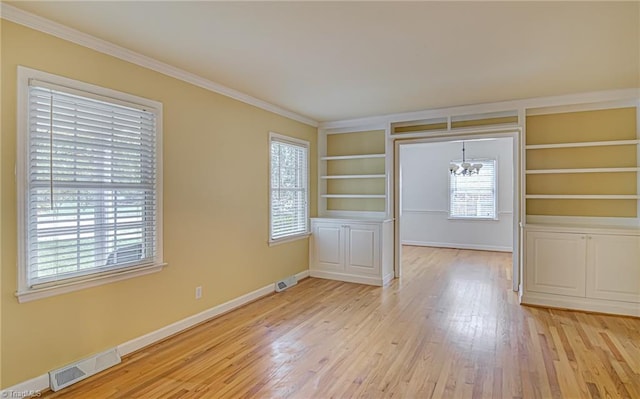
[7,1,640,123]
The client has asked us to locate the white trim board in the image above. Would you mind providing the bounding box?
[0,375,49,398]
[521,292,640,318]
[525,215,640,228]
[525,98,638,116]
[403,209,513,216]
[401,240,513,253]
[320,88,639,130]
[318,210,387,219]
[309,270,386,286]
[0,3,318,128]
[0,270,310,396]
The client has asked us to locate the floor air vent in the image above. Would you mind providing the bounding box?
[49,348,121,391]
[275,275,298,292]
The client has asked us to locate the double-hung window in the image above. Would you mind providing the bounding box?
[17,67,163,302]
[269,132,309,244]
[449,159,497,219]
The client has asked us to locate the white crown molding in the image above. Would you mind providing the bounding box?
[0,4,318,128]
[320,88,640,130]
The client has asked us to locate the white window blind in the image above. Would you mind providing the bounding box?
[270,134,309,242]
[449,159,497,219]
[25,80,160,287]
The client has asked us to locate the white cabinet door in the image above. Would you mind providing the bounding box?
[525,231,587,297]
[345,223,380,276]
[310,218,390,286]
[311,222,344,272]
[587,234,640,303]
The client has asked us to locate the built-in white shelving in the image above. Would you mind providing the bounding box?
[525,194,639,200]
[321,194,386,199]
[525,128,639,211]
[525,139,639,150]
[523,106,640,318]
[319,127,388,217]
[321,154,385,161]
[321,174,386,179]
[526,167,640,174]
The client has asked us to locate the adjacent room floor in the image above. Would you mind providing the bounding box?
[43,246,640,398]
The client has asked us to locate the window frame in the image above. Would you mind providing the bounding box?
[268,132,310,245]
[448,158,498,221]
[16,66,165,303]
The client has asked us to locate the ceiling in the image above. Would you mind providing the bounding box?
[6,1,639,123]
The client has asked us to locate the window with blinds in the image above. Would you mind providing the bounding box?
[449,159,497,219]
[269,133,309,242]
[19,70,162,293]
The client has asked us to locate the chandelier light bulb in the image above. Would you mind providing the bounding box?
[449,141,482,176]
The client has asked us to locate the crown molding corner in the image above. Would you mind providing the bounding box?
[0,3,319,128]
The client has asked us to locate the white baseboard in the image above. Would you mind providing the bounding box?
[118,268,310,356]
[0,374,49,398]
[382,271,394,286]
[401,240,512,253]
[296,270,310,280]
[521,291,640,317]
[1,269,310,395]
[117,285,273,356]
[309,270,383,286]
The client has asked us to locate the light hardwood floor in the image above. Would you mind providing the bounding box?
[43,246,640,398]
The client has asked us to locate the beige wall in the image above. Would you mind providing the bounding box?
[0,21,316,387]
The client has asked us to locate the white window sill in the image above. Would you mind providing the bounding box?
[268,232,311,247]
[15,263,167,303]
[448,216,500,222]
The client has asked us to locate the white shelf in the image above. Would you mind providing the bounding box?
[321,174,386,179]
[321,154,385,161]
[321,194,386,199]
[526,195,640,200]
[525,139,639,150]
[526,167,640,175]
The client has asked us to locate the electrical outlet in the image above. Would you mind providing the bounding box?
[195,286,202,299]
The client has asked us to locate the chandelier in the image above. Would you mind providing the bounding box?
[449,141,482,176]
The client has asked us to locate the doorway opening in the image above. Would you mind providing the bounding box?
[394,132,521,291]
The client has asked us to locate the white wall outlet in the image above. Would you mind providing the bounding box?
[195,286,202,299]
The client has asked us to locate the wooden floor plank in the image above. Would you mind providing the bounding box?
[41,246,640,398]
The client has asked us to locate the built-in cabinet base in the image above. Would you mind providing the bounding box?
[310,218,394,286]
[522,224,640,317]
